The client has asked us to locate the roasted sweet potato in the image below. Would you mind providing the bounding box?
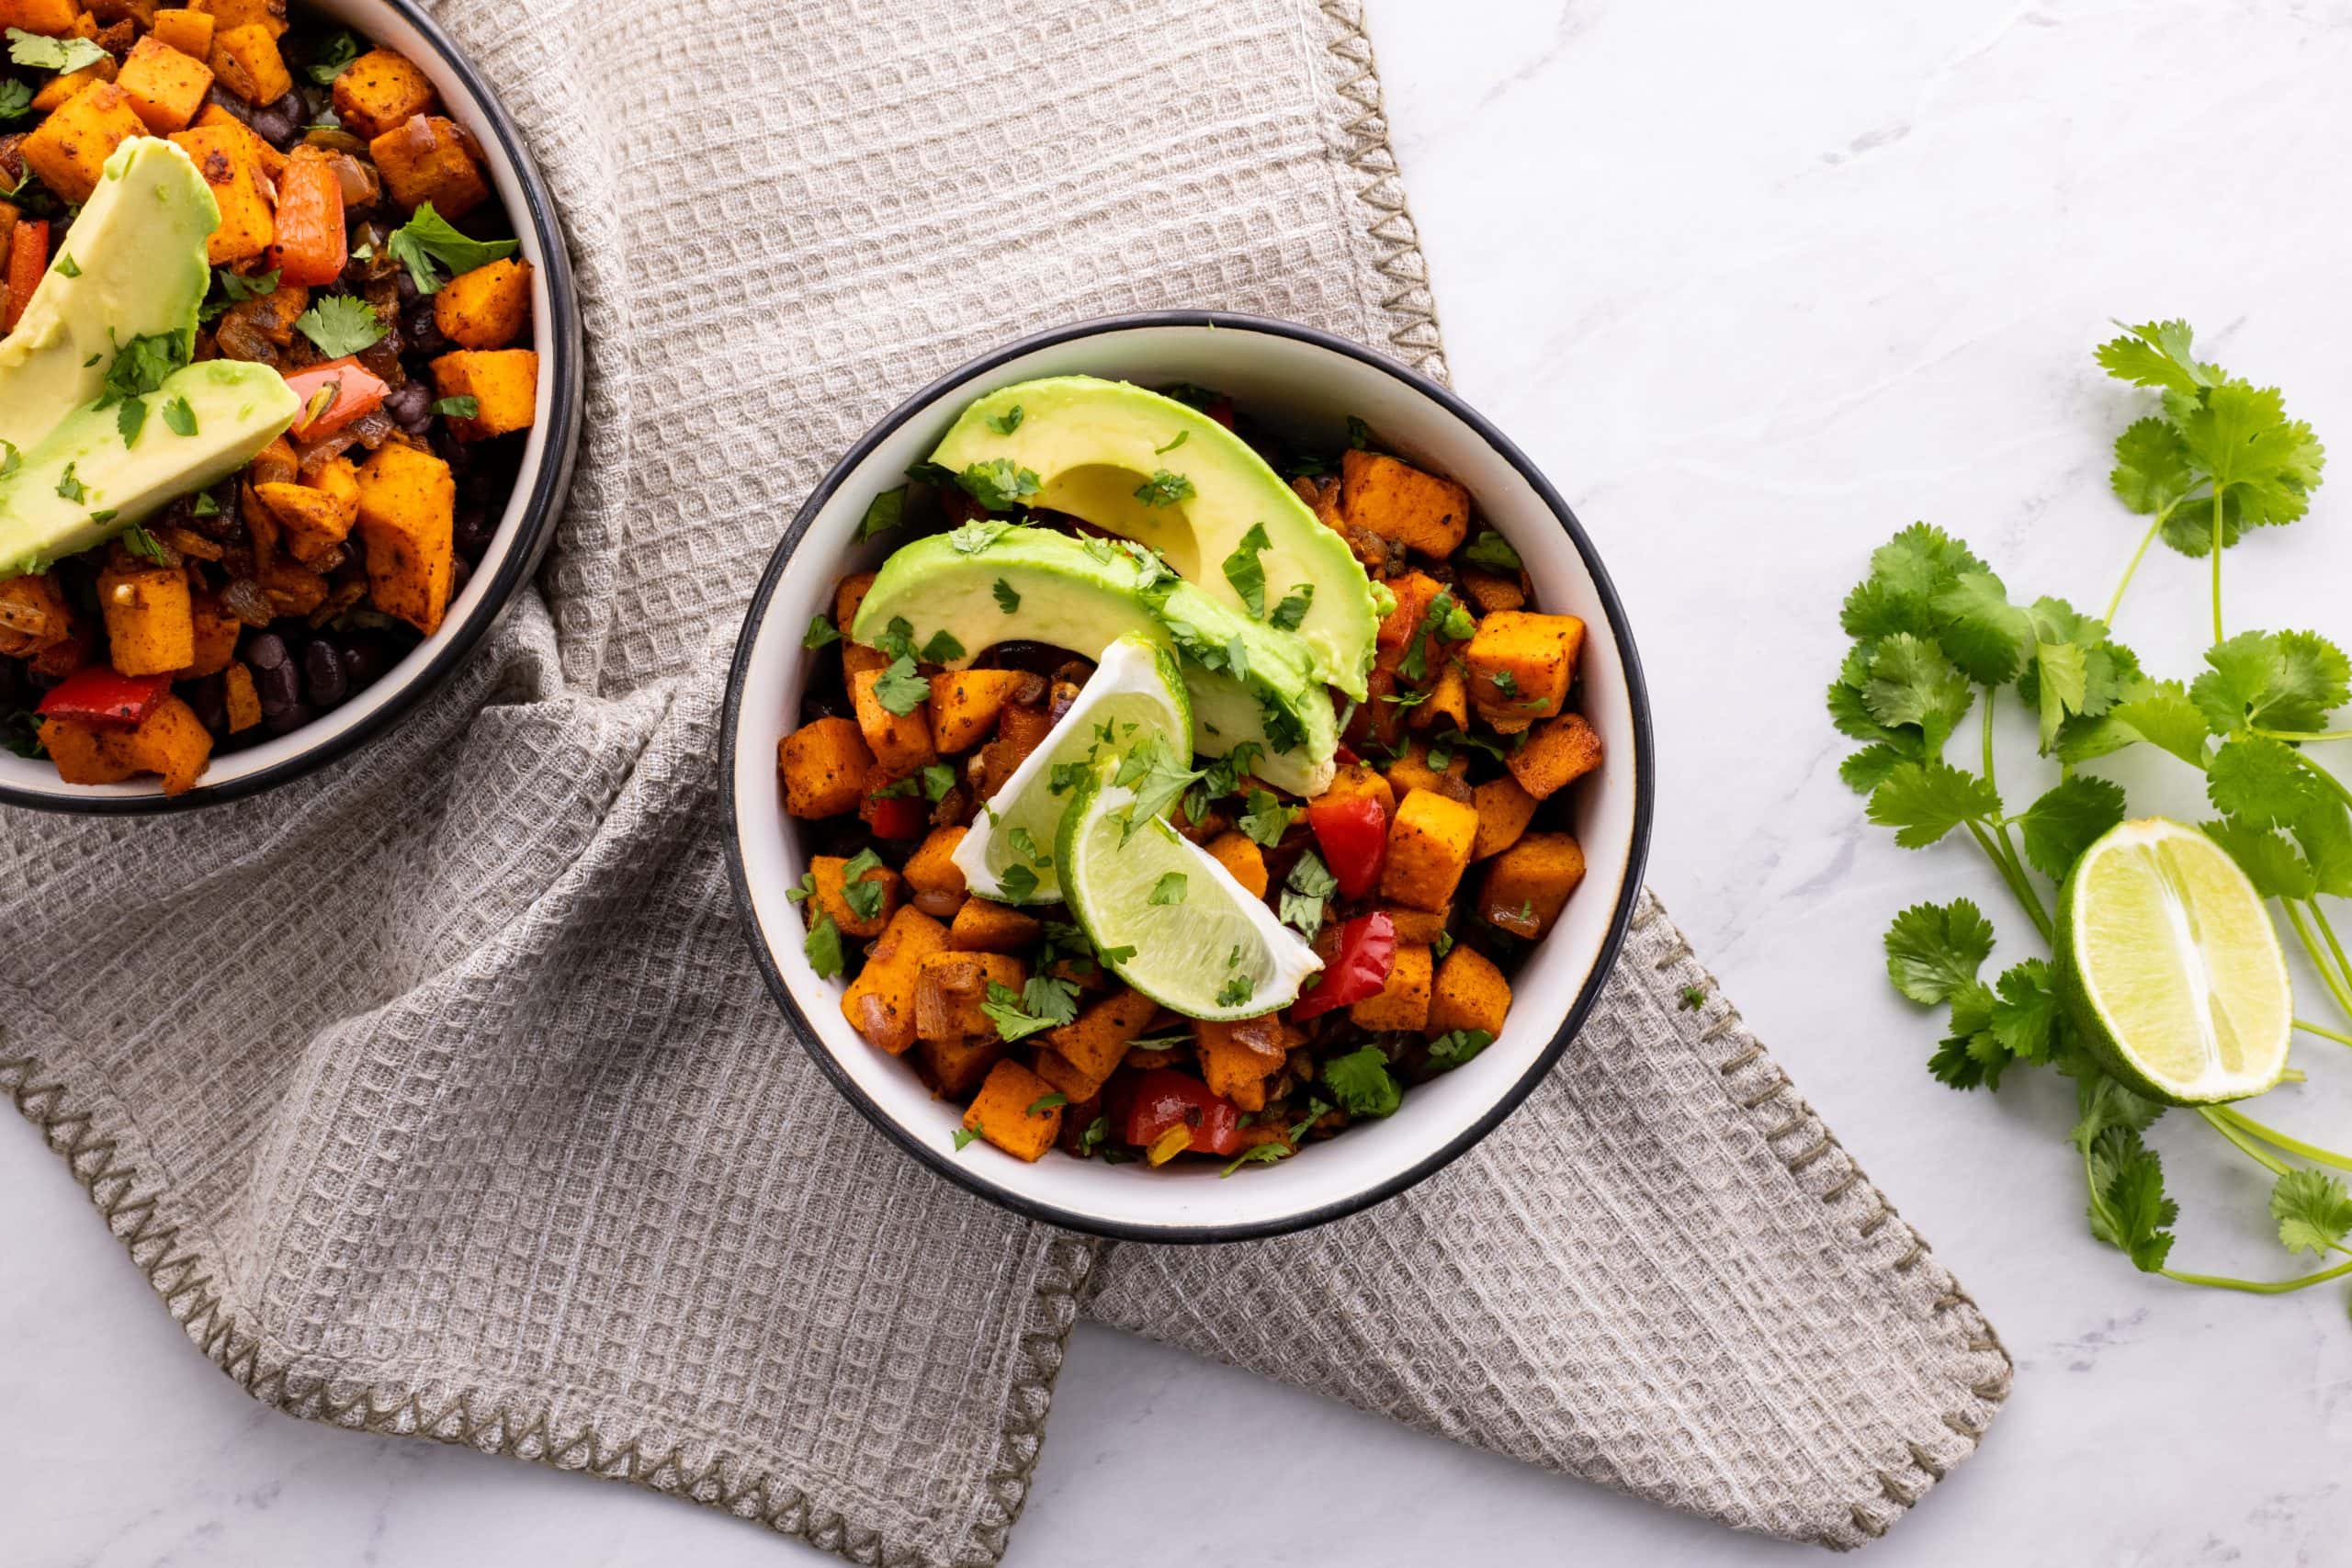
[840,906,946,1055]
[190,100,283,180]
[192,0,285,39]
[963,1058,1062,1162]
[117,34,210,132]
[331,46,434,139]
[1472,776,1539,860]
[430,349,538,441]
[1351,942,1432,1032]
[1039,987,1157,1099]
[149,7,214,59]
[972,702,1052,800]
[38,715,134,784]
[356,443,455,634]
[98,561,194,676]
[177,592,238,678]
[209,20,288,104]
[369,114,488,216]
[1315,761,1396,824]
[433,257,532,351]
[778,716,872,818]
[850,665,936,774]
[1465,611,1584,730]
[1459,566,1525,615]
[0,0,79,33]
[1506,711,1603,802]
[222,660,260,730]
[107,693,212,795]
[1378,904,1449,945]
[1340,448,1470,558]
[948,897,1043,954]
[0,571,70,659]
[1428,945,1510,1038]
[928,668,1032,754]
[918,1033,1006,1099]
[1195,1014,1293,1112]
[1478,832,1586,940]
[1384,741,1470,804]
[835,571,887,682]
[914,949,1023,1043]
[811,852,901,940]
[900,826,968,918]
[258,479,355,564]
[29,83,147,206]
[1374,570,1442,649]
[1204,830,1268,898]
[1380,787,1478,912]
[1409,660,1469,733]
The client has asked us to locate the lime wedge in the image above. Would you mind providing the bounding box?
[2057,817,2291,1104]
[1057,760,1323,1021]
[951,634,1190,905]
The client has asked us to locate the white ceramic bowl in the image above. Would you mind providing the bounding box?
[723,314,1653,1241]
[0,0,582,813]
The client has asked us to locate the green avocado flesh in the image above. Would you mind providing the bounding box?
[853,525,1340,795]
[928,376,1379,701]
[0,362,300,577]
[0,139,217,455]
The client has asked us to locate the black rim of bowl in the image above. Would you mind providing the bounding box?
[0,0,584,816]
[720,310,1657,1244]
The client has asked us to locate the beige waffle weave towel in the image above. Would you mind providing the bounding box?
[0,1,2007,1560]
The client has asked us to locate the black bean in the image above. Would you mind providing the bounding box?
[245,631,289,671]
[393,268,420,307]
[340,639,385,690]
[447,556,472,601]
[263,699,313,736]
[453,507,493,558]
[402,302,447,358]
[185,675,228,733]
[256,654,301,713]
[203,86,255,126]
[251,107,298,147]
[385,379,432,434]
[303,640,347,707]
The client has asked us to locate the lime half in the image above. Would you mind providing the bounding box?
[2057,818,2291,1104]
[1057,761,1323,1021]
[952,634,1190,905]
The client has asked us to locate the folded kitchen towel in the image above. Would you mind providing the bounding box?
[0,0,2009,1560]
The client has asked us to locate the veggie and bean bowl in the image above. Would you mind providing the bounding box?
[0,0,542,795]
[770,371,1607,1177]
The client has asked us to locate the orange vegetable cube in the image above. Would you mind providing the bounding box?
[1384,740,1471,804]
[778,716,873,818]
[177,592,239,678]
[108,693,213,794]
[1204,830,1269,898]
[840,906,946,1055]
[900,826,968,918]
[947,897,1042,955]
[810,852,902,941]
[356,443,456,635]
[927,667,1032,753]
[368,113,488,216]
[209,20,289,105]
[1039,987,1157,1098]
[1472,776,1539,860]
[330,47,434,139]
[190,101,283,179]
[1465,611,1585,729]
[850,664,936,775]
[1340,448,1471,557]
[149,8,215,59]
[223,660,261,731]
[257,479,354,565]
[117,34,212,132]
[914,949,1024,1043]
[1459,567,1525,615]
[962,1058,1064,1162]
[1314,761,1395,825]
[0,0,78,35]
[1428,945,1511,1039]
[1380,787,1479,912]
[167,122,275,262]
[1378,905,1449,945]
[192,0,285,38]
[25,83,147,206]
[98,561,194,676]
[429,348,538,442]
[1478,832,1587,940]
[918,1033,1006,1099]
[1350,942,1432,1032]
[30,61,117,117]
[1504,712,1603,802]
[38,715,135,784]
[1195,1014,1293,1112]
[432,256,532,350]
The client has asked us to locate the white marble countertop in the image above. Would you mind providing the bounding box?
[9,1,2351,1562]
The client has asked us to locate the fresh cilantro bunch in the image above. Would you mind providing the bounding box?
[1836,318,2352,1305]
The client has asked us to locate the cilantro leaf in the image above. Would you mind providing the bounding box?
[2086,1126,2177,1273]
[804,912,844,980]
[1322,1045,1401,1119]
[2018,775,2127,881]
[957,458,1041,513]
[1426,1029,1494,1069]
[1986,958,2061,1065]
[0,79,29,123]
[803,614,841,649]
[1462,530,1522,573]
[986,404,1023,435]
[1860,633,1973,751]
[2177,379,2324,530]
[2110,416,2196,516]
[2200,818,2317,902]
[991,578,1020,614]
[2193,629,2347,737]
[2070,1072,2165,1154]
[6,28,107,73]
[1216,976,1254,1009]
[1110,733,1202,845]
[1928,979,2012,1089]
[2206,736,2322,828]
[920,628,965,663]
[2270,1168,2352,1258]
[2100,680,2211,766]
[948,520,1010,555]
[871,656,930,716]
[1135,468,1194,507]
[982,976,1080,1043]
[1221,521,1271,617]
[1269,583,1313,632]
[855,486,907,542]
[1883,898,1995,1004]
[383,202,519,294]
[2095,319,2218,394]
[294,294,388,357]
[1237,787,1296,847]
[1148,871,1187,905]
[160,394,198,437]
[1929,570,2033,685]
[1867,760,2000,850]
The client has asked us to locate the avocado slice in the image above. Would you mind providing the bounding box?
[927,376,1380,701]
[0,360,300,577]
[853,525,1340,795]
[0,138,218,455]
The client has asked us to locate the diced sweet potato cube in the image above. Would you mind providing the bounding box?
[1341,448,1470,557]
[369,113,488,216]
[118,34,211,131]
[98,561,194,676]
[1379,905,1449,945]
[192,0,284,38]
[1409,660,1469,733]
[429,349,537,442]
[309,452,360,519]
[1194,1014,1293,1113]
[900,826,967,918]
[1466,611,1584,728]
[778,717,871,818]
[919,1033,1005,1099]
[948,897,1042,954]
[108,693,212,794]
[833,571,887,681]
[1478,832,1586,940]
[1506,712,1603,802]
[331,46,434,139]
[190,100,282,179]
[928,667,1031,754]
[962,1058,1062,1161]
[168,122,273,261]
[356,443,455,635]
[1204,830,1268,898]
[1381,787,1479,912]
[1472,775,1539,859]
[1039,986,1157,1098]
[840,906,946,1055]
[1315,761,1395,824]
[1351,942,1432,1032]
[850,665,936,774]
[1374,570,1441,649]
[1428,945,1511,1039]
[176,592,238,678]
[1459,567,1524,615]
[257,479,354,564]
[1384,741,1470,804]
[38,715,134,784]
[209,20,288,104]
[26,83,147,205]
[149,7,214,58]
[811,852,901,941]
[432,256,531,350]
[914,949,1023,1043]
[31,61,116,116]
[0,0,78,36]
[223,660,260,730]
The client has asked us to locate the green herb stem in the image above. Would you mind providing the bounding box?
[2102,502,2176,627]
[2162,1255,2352,1295]
[2211,491,2226,644]
[2283,903,2352,1020]
[1963,819,2053,942]
[2196,1105,2292,1176]
[2210,1105,2352,1172]
[2254,728,2352,745]
[2294,1016,2352,1050]
[2309,901,2352,1016]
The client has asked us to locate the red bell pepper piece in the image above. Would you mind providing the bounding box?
[264,147,348,287]
[1289,911,1397,1021]
[1202,397,1235,430]
[1120,1067,1243,1156]
[5,218,47,333]
[1307,793,1388,899]
[861,787,929,840]
[282,356,390,441]
[36,665,172,729]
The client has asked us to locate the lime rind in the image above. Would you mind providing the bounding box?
[950,634,1190,905]
[1057,763,1323,1021]
[2057,817,2291,1105]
